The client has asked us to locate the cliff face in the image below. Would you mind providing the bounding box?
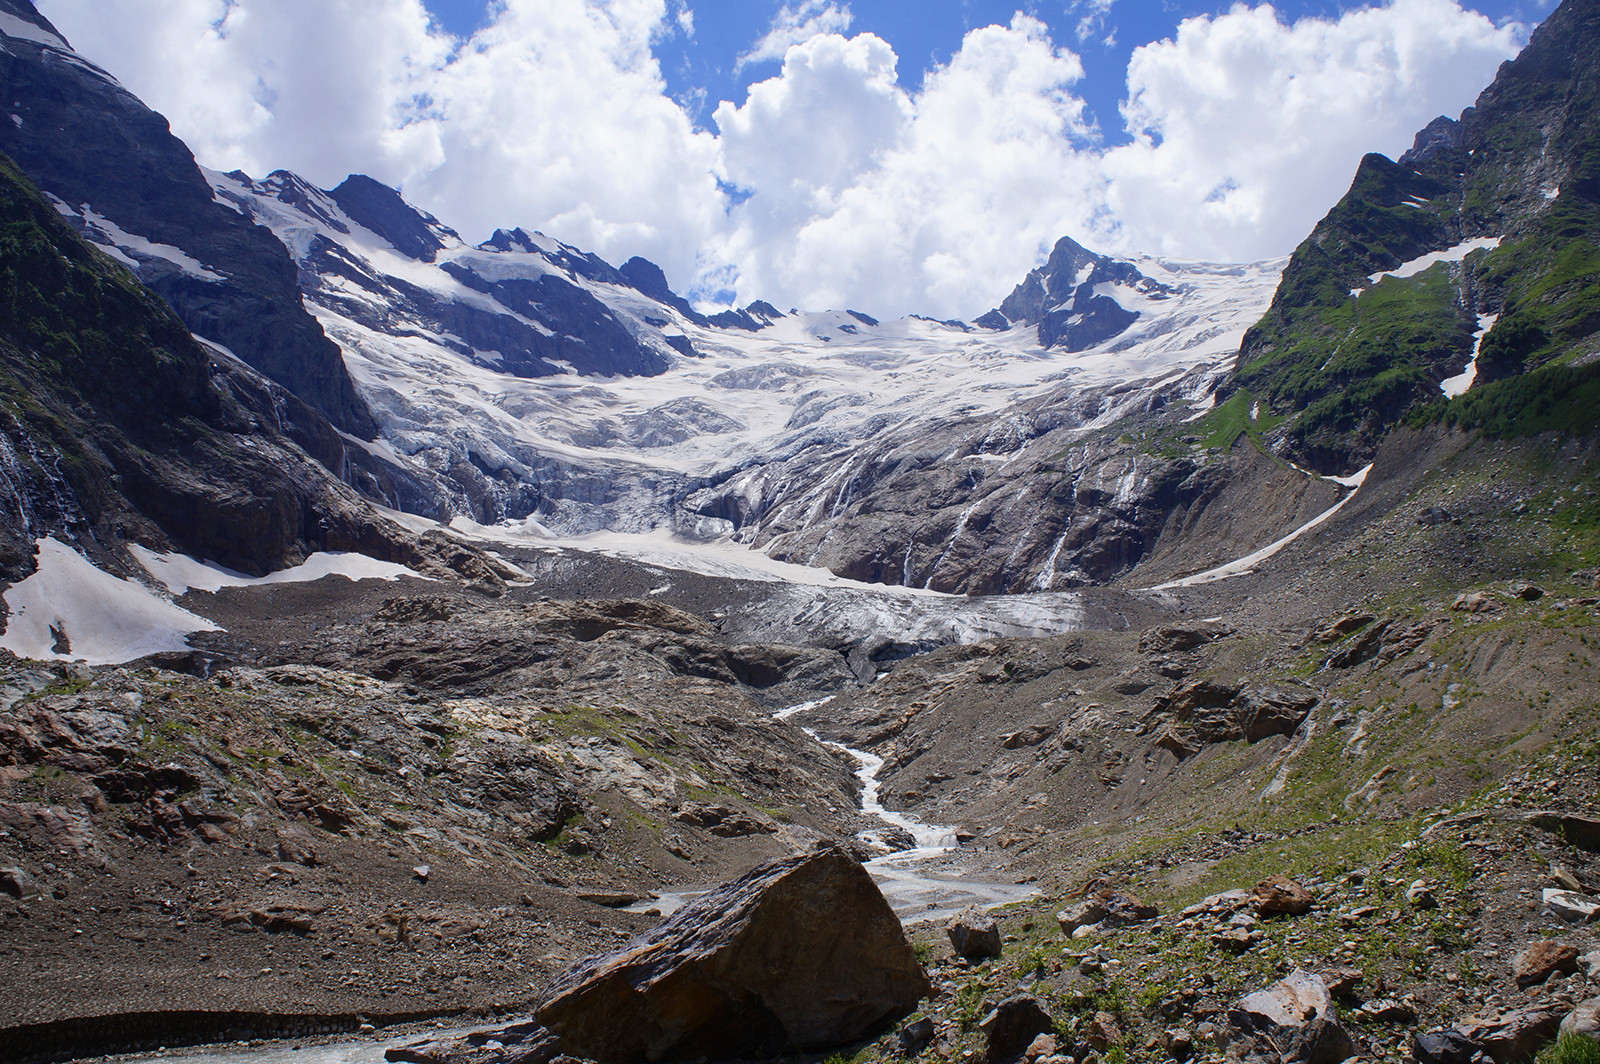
[1234,0,1600,473]
[0,150,424,579]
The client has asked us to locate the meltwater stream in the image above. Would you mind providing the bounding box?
[635,700,1035,924]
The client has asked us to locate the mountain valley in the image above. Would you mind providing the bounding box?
[0,0,1598,1062]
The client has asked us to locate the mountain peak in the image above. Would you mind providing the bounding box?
[329,174,458,262]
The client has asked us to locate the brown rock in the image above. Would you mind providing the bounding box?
[1220,970,1353,1064]
[1251,875,1313,917]
[1097,889,1157,925]
[948,905,1003,959]
[1025,1033,1058,1061]
[1057,898,1108,934]
[1528,812,1600,853]
[1086,1011,1123,1051]
[535,845,930,1062]
[1318,967,1362,997]
[1514,941,1581,988]
[1455,1007,1566,1064]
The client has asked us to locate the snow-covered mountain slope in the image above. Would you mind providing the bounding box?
[209,165,1290,592]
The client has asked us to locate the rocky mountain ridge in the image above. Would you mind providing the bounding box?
[1233,0,1600,473]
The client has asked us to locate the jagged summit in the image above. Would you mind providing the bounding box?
[328,174,459,263]
[976,234,1179,351]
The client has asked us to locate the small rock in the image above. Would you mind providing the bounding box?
[1579,952,1600,979]
[980,996,1056,1064]
[1514,941,1581,988]
[898,1017,936,1056]
[948,905,1002,960]
[1025,1033,1058,1061]
[0,866,38,900]
[1057,898,1108,935]
[413,865,431,883]
[1512,583,1545,601]
[1097,889,1157,925]
[1359,999,1417,1024]
[1319,967,1362,997]
[1252,875,1313,917]
[1550,865,1585,893]
[1452,592,1498,614]
[1085,1011,1123,1051]
[1165,1028,1194,1061]
[1543,889,1600,923]
[1561,999,1600,1040]
[1336,905,1374,928]
[1220,970,1353,1064]
[1407,880,1439,910]
[1215,927,1261,954]
[1411,1029,1478,1064]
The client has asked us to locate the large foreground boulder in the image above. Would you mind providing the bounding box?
[389,844,929,1064]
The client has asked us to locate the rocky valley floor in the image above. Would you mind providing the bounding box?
[1,428,1598,1064]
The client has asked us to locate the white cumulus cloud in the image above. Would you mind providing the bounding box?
[1101,0,1524,261]
[735,1,854,72]
[36,0,1525,321]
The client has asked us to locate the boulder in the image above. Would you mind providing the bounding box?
[1528,812,1600,852]
[388,845,930,1064]
[1452,591,1500,613]
[980,996,1056,1063]
[1058,889,1155,933]
[1358,999,1417,1024]
[1561,999,1600,1041]
[898,1017,936,1056]
[1057,898,1107,935]
[1412,1029,1479,1064]
[948,905,1003,959]
[1308,613,1375,644]
[0,865,38,900]
[1514,941,1580,988]
[1098,889,1158,925]
[1544,889,1600,923]
[1025,1034,1058,1061]
[1455,1007,1566,1064]
[1139,623,1232,654]
[1251,875,1314,917]
[1319,968,1362,998]
[1219,970,1353,1064]
[1085,1011,1124,1051]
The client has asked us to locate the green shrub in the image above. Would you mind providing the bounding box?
[1537,1032,1600,1064]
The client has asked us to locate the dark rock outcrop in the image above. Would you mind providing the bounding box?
[983,235,1177,351]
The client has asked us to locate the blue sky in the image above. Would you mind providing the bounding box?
[41,0,1547,317]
